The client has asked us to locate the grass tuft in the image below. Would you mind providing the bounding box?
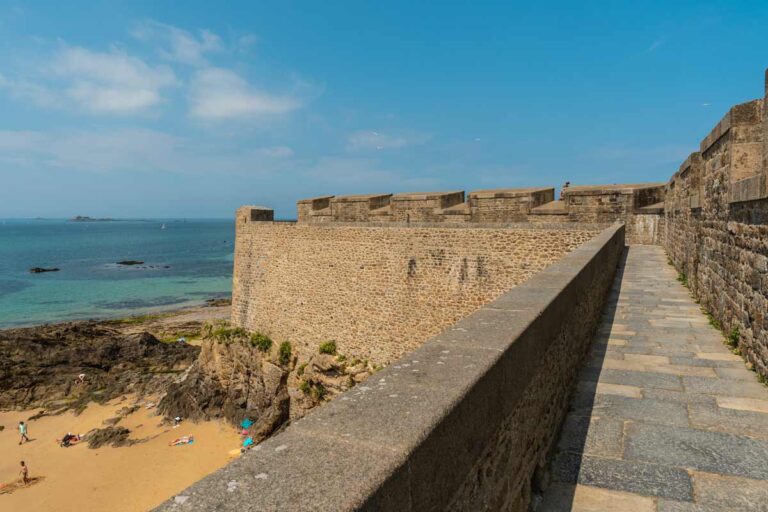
[279,341,292,365]
[250,332,273,352]
[318,340,337,355]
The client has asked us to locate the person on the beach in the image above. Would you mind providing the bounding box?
[19,461,29,485]
[18,421,29,445]
[169,435,193,446]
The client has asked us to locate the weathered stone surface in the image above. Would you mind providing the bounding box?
[550,452,694,501]
[538,484,655,512]
[624,422,768,480]
[232,219,601,365]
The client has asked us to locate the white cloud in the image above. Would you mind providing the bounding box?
[189,67,299,119]
[0,128,293,174]
[132,20,221,66]
[347,130,430,151]
[52,46,178,114]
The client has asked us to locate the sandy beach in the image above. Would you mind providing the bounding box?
[0,397,241,511]
[0,304,240,512]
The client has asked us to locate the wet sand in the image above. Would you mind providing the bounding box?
[0,398,240,511]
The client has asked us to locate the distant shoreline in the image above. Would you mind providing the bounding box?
[0,296,231,332]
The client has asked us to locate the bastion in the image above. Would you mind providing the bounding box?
[159,68,768,512]
[232,213,603,364]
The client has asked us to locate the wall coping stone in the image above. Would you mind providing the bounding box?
[155,223,625,512]
[468,187,553,199]
[700,98,763,154]
[241,220,612,230]
[564,183,666,195]
[391,191,464,201]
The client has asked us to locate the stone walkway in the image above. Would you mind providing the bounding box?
[540,246,768,512]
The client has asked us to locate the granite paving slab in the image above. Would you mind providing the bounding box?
[539,246,768,511]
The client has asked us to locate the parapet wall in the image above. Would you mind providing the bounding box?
[665,70,768,378]
[296,185,663,244]
[158,223,625,512]
[232,209,602,364]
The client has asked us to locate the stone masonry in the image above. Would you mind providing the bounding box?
[296,185,665,245]
[232,211,600,364]
[665,70,768,380]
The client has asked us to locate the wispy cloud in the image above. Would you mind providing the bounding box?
[0,128,293,174]
[347,130,430,151]
[645,37,667,53]
[189,67,300,119]
[132,20,221,66]
[0,73,57,107]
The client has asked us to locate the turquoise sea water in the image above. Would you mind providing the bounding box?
[0,219,234,328]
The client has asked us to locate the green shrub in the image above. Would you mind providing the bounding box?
[297,363,307,376]
[727,327,740,348]
[319,340,337,355]
[311,383,328,400]
[279,341,292,365]
[299,380,311,394]
[676,272,688,288]
[250,333,273,352]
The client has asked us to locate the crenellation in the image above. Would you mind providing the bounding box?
[294,184,667,243]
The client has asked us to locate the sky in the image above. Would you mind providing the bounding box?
[0,1,767,219]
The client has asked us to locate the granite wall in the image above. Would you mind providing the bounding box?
[232,210,601,364]
[665,72,768,379]
[157,223,625,512]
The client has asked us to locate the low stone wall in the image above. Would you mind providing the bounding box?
[232,212,601,364]
[156,223,624,512]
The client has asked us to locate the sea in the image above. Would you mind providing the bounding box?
[0,218,234,329]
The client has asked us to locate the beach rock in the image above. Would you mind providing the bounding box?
[116,260,143,266]
[0,322,199,412]
[85,426,132,448]
[29,267,60,273]
[158,336,290,442]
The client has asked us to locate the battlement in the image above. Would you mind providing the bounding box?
[289,183,665,243]
[241,181,665,246]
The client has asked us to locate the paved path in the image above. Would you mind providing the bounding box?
[540,246,768,512]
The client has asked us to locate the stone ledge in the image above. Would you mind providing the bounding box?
[240,220,612,230]
[156,223,625,512]
[729,174,768,204]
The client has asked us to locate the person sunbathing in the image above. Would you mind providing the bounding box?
[59,433,81,447]
[169,435,194,446]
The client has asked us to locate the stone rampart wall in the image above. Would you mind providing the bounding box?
[295,186,664,245]
[157,224,625,512]
[665,72,768,378]
[232,211,601,364]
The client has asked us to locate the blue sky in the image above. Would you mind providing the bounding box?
[0,1,766,219]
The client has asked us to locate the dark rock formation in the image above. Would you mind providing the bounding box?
[116,260,144,266]
[85,426,132,448]
[0,322,199,412]
[29,267,60,273]
[159,338,290,443]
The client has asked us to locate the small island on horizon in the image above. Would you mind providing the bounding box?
[70,215,115,222]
